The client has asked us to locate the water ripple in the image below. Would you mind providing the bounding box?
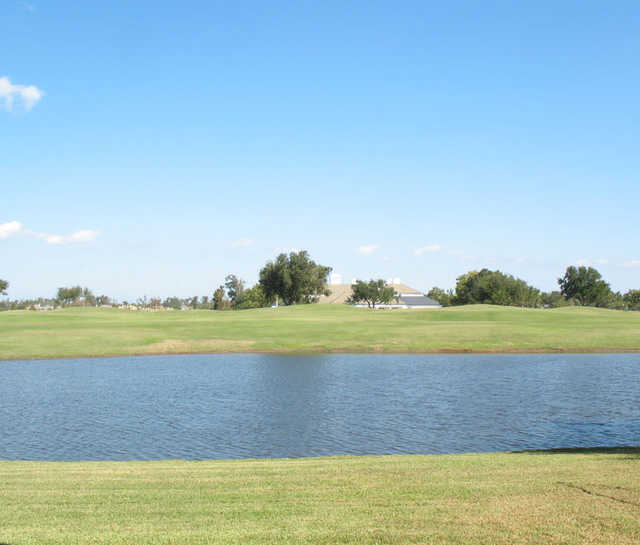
[0,353,639,461]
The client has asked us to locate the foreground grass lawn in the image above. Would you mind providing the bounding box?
[1,304,640,360]
[1,448,638,544]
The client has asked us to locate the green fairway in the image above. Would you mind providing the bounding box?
[1,304,640,360]
[1,448,638,545]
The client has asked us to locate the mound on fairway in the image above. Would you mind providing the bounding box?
[1,304,639,360]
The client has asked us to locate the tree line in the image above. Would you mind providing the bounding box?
[2,259,639,312]
[0,251,332,311]
[427,266,640,310]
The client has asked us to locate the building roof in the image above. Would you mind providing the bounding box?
[397,294,441,307]
[317,283,422,305]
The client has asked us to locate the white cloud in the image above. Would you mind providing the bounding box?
[274,247,300,255]
[0,220,23,239]
[31,229,100,245]
[623,260,640,268]
[413,244,442,256]
[357,244,380,256]
[576,258,610,267]
[1,221,99,244]
[228,238,253,248]
[0,76,45,111]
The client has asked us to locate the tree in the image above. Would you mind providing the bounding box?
[540,291,572,308]
[452,269,540,307]
[347,279,397,309]
[623,289,640,310]
[0,279,7,295]
[95,295,112,306]
[212,285,228,310]
[163,297,182,310]
[259,251,332,306]
[82,287,96,306]
[427,287,453,307]
[225,275,245,309]
[237,284,270,309]
[558,266,612,307]
[57,286,83,306]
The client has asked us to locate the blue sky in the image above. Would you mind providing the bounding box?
[2,1,640,300]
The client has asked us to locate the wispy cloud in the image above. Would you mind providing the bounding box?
[29,229,100,245]
[1,221,99,244]
[413,244,442,256]
[0,76,44,111]
[274,247,300,255]
[357,244,380,256]
[623,259,640,268]
[228,238,253,248]
[447,249,464,256]
[575,258,609,267]
[0,220,23,239]
[20,2,37,12]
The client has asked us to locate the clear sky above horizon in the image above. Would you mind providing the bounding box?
[3,1,640,300]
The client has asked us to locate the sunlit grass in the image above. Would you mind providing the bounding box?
[1,448,638,544]
[1,304,639,360]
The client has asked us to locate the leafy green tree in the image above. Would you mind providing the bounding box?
[427,287,453,307]
[212,285,228,310]
[259,251,331,306]
[237,284,270,309]
[163,297,182,310]
[225,275,245,309]
[95,295,112,306]
[540,291,572,308]
[608,291,626,310]
[558,266,612,307]
[453,269,540,307]
[0,279,8,295]
[57,286,83,306]
[82,287,96,306]
[347,279,397,309]
[623,289,640,310]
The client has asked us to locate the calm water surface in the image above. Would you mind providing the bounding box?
[1,354,638,461]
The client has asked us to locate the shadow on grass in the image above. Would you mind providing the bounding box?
[511,446,640,457]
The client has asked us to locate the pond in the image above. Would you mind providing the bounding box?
[1,353,638,461]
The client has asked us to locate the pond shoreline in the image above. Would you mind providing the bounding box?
[3,347,640,362]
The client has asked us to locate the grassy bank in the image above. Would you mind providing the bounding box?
[1,448,638,544]
[1,304,640,360]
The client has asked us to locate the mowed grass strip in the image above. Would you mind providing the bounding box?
[1,304,640,360]
[1,449,639,544]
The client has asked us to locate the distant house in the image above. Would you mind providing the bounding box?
[318,277,441,309]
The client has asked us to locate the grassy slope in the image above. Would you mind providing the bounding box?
[1,304,640,360]
[1,449,639,544]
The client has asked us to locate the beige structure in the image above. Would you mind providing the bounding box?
[318,283,422,304]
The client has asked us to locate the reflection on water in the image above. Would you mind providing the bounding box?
[1,353,638,461]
